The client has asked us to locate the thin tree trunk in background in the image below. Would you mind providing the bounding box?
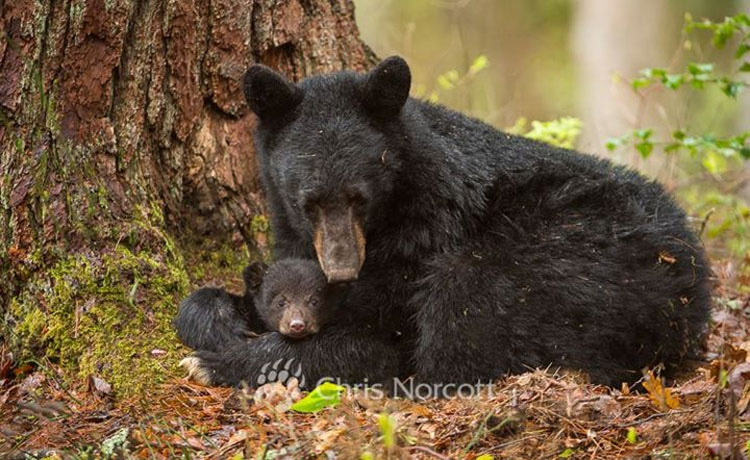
[571,0,672,161]
[0,0,375,393]
[738,0,750,201]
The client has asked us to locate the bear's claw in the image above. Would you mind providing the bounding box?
[180,356,213,386]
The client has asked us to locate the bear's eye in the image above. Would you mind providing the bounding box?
[302,199,319,215]
[276,298,287,309]
[299,190,322,215]
[309,297,319,307]
[346,190,367,207]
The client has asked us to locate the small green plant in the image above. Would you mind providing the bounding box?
[378,412,397,450]
[559,448,575,458]
[627,427,638,444]
[414,55,489,102]
[508,116,583,150]
[101,427,130,457]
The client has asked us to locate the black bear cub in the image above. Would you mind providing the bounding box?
[174,259,332,352]
[256,259,331,339]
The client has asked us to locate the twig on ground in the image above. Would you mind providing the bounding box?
[403,445,453,460]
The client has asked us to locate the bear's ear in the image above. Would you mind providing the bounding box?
[243,65,303,121]
[362,56,411,118]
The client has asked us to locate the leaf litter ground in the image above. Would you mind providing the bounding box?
[1,260,750,459]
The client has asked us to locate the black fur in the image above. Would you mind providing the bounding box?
[173,262,268,352]
[176,57,712,389]
[243,65,304,122]
[256,258,332,338]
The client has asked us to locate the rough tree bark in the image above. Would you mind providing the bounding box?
[0,0,375,395]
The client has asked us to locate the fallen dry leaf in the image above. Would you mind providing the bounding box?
[408,404,433,418]
[315,427,346,453]
[89,375,112,396]
[225,428,250,447]
[642,371,680,411]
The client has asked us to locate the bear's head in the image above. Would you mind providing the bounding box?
[244,57,411,283]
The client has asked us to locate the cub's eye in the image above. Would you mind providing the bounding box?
[309,298,319,307]
[276,298,287,309]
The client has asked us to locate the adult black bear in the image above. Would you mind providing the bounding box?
[178,56,711,390]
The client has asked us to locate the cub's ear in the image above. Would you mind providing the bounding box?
[243,65,303,121]
[362,56,411,117]
[242,261,268,296]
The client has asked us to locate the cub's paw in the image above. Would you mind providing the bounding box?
[179,356,214,386]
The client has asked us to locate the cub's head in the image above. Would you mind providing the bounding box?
[257,259,331,339]
[244,57,412,283]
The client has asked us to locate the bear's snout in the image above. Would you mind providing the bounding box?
[313,205,366,283]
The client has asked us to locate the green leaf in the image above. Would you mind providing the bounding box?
[559,448,575,458]
[682,136,699,148]
[739,62,750,72]
[664,142,681,153]
[290,382,344,413]
[523,117,582,149]
[720,369,730,388]
[605,138,620,151]
[687,62,714,75]
[469,55,489,75]
[721,81,744,98]
[740,147,750,159]
[635,128,653,140]
[631,77,651,90]
[736,44,750,59]
[702,150,729,175]
[702,133,717,143]
[663,74,684,89]
[627,427,638,444]
[378,412,396,449]
[713,21,736,48]
[360,452,374,460]
[641,67,667,79]
[476,455,494,460]
[437,75,455,90]
[719,147,738,157]
[672,129,686,141]
[636,141,653,158]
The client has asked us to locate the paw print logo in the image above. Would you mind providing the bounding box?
[257,358,305,388]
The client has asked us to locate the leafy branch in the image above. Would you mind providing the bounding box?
[607,13,750,166]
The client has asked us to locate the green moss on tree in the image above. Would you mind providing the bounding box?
[4,206,191,397]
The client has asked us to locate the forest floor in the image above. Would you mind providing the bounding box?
[1,258,750,459]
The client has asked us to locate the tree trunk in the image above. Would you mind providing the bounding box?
[0,0,375,396]
[571,0,674,161]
